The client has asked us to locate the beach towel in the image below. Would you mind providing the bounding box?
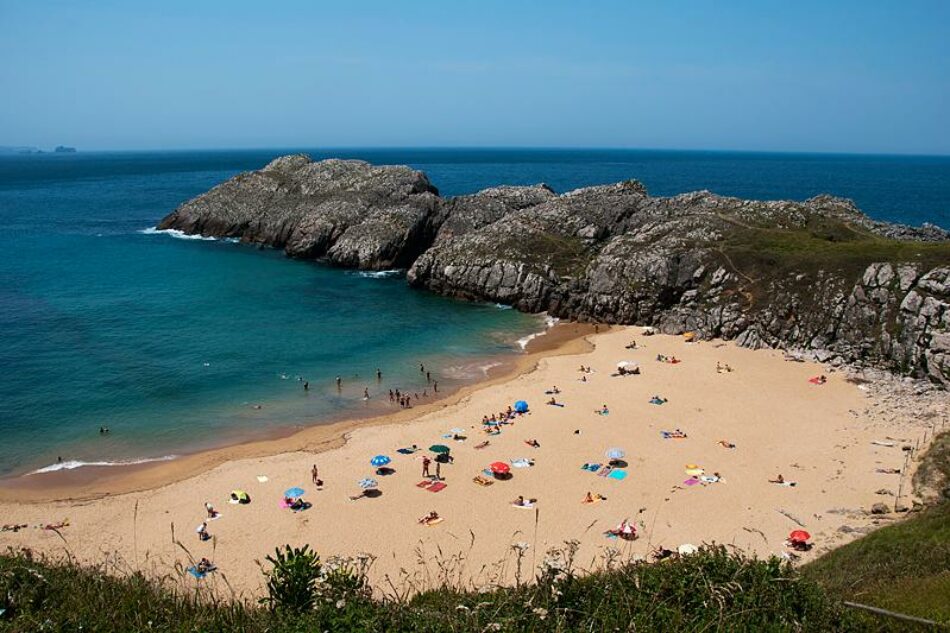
[417,480,433,488]
[427,482,447,493]
[424,517,444,526]
[661,432,687,440]
[808,377,824,385]
[700,475,720,483]
[187,566,206,579]
[547,402,565,407]
[512,502,534,509]
[871,440,895,447]
[683,478,700,486]
[598,467,613,477]
[510,458,533,468]
[473,476,494,486]
[608,469,628,481]
[685,467,704,477]
[397,448,417,455]
[596,410,610,416]
[256,475,269,483]
[581,463,602,472]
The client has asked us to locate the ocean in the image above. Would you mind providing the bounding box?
[1,148,947,478]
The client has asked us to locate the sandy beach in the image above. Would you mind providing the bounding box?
[0,326,943,597]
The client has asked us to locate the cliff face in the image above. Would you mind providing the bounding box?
[159,155,950,385]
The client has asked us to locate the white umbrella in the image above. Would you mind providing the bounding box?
[617,361,638,369]
[605,448,626,460]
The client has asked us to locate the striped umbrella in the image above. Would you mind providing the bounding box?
[358,478,378,490]
[605,448,626,460]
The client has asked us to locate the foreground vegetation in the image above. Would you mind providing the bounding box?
[803,431,950,627]
[3,434,946,632]
[0,543,874,633]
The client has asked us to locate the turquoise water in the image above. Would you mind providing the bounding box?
[1,149,947,477]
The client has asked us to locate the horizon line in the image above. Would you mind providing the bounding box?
[4,145,950,160]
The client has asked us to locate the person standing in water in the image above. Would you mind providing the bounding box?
[419,362,424,373]
[303,381,309,392]
[376,368,382,381]
[433,380,438,393]
[335,376,342,391]
[363,387,370,400]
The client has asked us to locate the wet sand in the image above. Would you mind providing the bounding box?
[0,326,940,598]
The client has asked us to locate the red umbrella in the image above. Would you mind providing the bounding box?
[489,462,510,475]
[789,530,811,542]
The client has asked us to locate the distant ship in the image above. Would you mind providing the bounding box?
[54,145,77,153]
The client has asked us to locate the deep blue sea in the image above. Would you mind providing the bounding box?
[1,149,947,478]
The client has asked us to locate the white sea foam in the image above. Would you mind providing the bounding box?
[352,269,405,279]
[139,227,238,242]
[493,303,513,310]
[517,315,560,350]
[29,455,177,475]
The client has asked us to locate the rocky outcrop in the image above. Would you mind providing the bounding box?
[158,155,440,269]
[159,155,950,385]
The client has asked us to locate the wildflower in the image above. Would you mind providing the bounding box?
[335,599,346,609]
[533,607,548,620]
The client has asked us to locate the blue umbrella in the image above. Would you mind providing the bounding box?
[358,478,378,489]
[371,455,391,467]
[514,400,529,413]
[284,486,305,498]
[605,448,625,460]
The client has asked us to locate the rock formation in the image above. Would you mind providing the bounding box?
[159,155,950,385]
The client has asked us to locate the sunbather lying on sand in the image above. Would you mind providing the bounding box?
[769,474,797,486]
[474,440,490,449]
[718,440,736,449]
[545,386,560,394]
[651,545,675,561]
[511,495,536,508]
[525,439,541,448]
[596,404,609,415]
[1,524,27,532]
[42,519,70,531]
[876,467,901,474]
[716,362,733,373]
[417,511,441,526]
[606,519,637,540]
[582,491,606,504]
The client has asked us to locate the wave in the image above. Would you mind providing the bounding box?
[493,303,513,310]
[351,269,405,279]
[139,227,239,243]
[517,315,560,350]
[29,455,177,475]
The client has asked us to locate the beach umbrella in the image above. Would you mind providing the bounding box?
[450,427,466,434]
[358,478,378,490]
[514,400,529,413]
[370,455,391,467]
[789,530,811,542]
[284,486,305,498]
[230,489,249,502]
[605,448,626,460]
[429,444,450,454]
[489,461,510,475]
[617,361,637,369]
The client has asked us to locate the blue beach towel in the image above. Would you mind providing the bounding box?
[187,566,206,579]
[581,463,602,472]
[608,470,628,481]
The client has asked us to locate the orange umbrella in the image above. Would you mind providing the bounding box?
[489,462,510,475]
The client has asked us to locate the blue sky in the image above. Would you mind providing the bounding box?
[0,1,947,153]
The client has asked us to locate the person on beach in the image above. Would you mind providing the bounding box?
[197,522,209,541]
[598,404,609,415]
[418,511,440,525]
[525,439,541,448]
[99,426,109,435]
[204,502,217,519]
[376,368,382,381]
[303,381,309,391]
[311,464,319,484]
[197,558,216,574]
[335,376,342,390]
[434,461,442,480]
[422,456,431,478]
[546,397,559,406]
[426,371,431,383]
[433,381,438,393]
[420,362,425,373]
[363,388,370,400]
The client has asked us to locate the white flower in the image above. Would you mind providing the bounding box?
[335,599,346,609]
[533,607,548,620]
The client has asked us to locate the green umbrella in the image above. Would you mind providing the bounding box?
[429,444,450,454]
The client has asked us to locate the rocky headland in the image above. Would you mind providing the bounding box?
[158,154,950,385]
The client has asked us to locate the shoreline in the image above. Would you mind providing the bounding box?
[0,325,942,599]
[0,321,599,504]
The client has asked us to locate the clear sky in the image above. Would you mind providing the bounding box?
[1,1,947,154]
